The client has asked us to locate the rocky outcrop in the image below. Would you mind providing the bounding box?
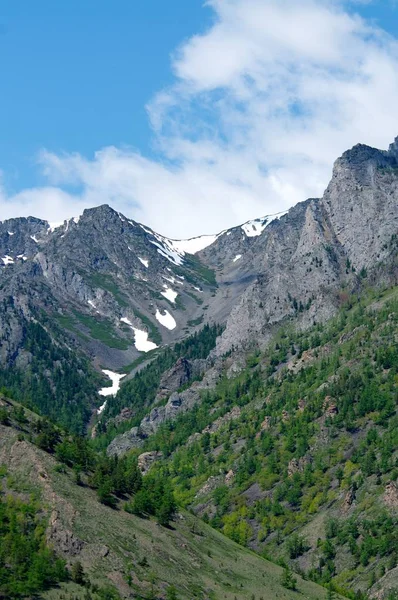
[288,456,312,477]
[323,396,338,418]
[107,427,146,456]
[202,406,241,434]
[107,364,223,455]
[47,510,84,557]
[384,481,398,509]
[195,475,224,498]
[205,139,398,357]
[256,416,272,438]
[137,451,163,475]
[342,487,356,513]
[225,469,235,486]
[155,357,193,401]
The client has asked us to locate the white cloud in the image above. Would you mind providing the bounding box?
[2,0,398,238]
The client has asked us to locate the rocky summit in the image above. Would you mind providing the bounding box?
[1,138,398,600]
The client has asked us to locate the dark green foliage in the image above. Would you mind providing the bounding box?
[125,475,176,526]
[286,533,309,559]
[97,478,118,508]
[0,407,9,425]
[90,454,143,500]
[0,318,100,434]
[0,494,68,598]
[166,585,179,600]
[71,560,85,585]
[281,566,297,590]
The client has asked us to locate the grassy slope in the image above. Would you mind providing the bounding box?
[0,408,332,600]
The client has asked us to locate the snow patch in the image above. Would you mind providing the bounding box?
[120,317,133,326]
[30,235,39,243]
[1,255,14,265]
[7,231,14,236]
[161,286,178,303]
[17,254,28,261]
[138,257,149,268]
[132,328,158,352]
[141,223,220,265]
[163,275,183,286]
[233,254,242,262]
[193,286,203,293]
[241,212,287,238]
[150,240,184,266]
[88,300,97,309]
[120,317,158,352]
[171,234,219,254]
[98,370,126,405]
[155,309,176,330]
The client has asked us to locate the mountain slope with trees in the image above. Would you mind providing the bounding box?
[0,396,332,600]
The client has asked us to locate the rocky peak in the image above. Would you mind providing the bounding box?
[388,135,398,158]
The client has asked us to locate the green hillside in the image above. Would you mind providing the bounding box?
[0,398,332,600]
[136,285,398,599]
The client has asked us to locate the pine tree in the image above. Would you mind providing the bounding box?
[166,585,178,600]
[281,566,297,590]
[71,561,85,585]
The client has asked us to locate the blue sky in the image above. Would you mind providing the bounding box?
[0,0,213,191]
[1,0,398,237]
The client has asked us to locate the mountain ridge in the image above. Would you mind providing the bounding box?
[1,136,398,431]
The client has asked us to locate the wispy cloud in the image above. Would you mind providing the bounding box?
[2,0,398,238]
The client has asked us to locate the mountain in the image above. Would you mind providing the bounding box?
[1,136,398,599]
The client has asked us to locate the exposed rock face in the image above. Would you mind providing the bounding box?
[106,427,146,456]
[384,481,398,509]
[156,357,194,401]
[113,407,135,426]
[203,140,398,357]
[256,416,272,438]
[202,406,241,434]
[342,487,356,513]
[107,364,224,455]
[195,475,224,498]
[137,451,163,475]
[288,456,312,477]
[225,469,235,486]
[0,205,222,373]
[323,396,338,418]
[297,399,306,412]
[47,510,84,556]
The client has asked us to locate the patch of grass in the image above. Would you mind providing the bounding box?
[185,255,218,288]
[54,313,76,332]
[72,311,129,350]
[87,272,129,307]
[187,315,204,327]
[185,290,204,305]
